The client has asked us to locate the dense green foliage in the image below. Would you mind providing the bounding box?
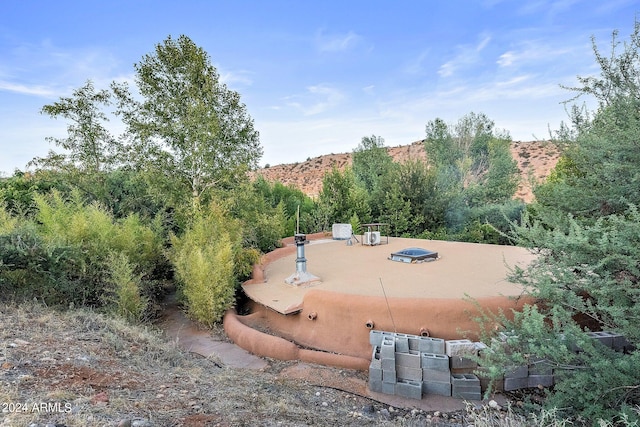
[319,113,522,241]
[476,21,640,424]
[0,192,167,318]
[0,35,276,324]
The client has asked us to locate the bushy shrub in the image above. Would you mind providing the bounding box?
[0,222,87,305]
[0,191,166,314]
[170,203,237,326]
[104,252,148,323]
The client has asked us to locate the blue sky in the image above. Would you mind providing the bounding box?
[0,1,636,175]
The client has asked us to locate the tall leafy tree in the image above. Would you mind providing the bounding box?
[424,112,519,231]
[479,21,640,422]
[318,166,370,227]
[31,80,121,203]
[34,80,119,173]
[352,135,394,193]
[536,22,640,219]
[117,35,262,207]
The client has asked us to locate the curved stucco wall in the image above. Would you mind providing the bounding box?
[234,289,530,362]
[223,309,370,370]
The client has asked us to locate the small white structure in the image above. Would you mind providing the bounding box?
[332,223,352,240]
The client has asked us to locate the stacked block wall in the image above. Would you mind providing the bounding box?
[368,329,632,399]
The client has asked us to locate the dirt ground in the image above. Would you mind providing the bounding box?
[0,302,514,427]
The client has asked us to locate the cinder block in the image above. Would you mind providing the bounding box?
[498,331,519,343]
[369,330,381,346]
[381,381,396,395]
[528,358,552,376]
[380,337,395,359]
[369,366,382,382]
[382,369,396,383]
[450,356,477,370]
[396,350,421,368]
[453,391,482,401]
[452,374,481,400]
[445,339,477,358]
[504,376,530,391]
[396,379,422,400]
[418,337,446,354]
[528,375,554,388]
[609,332,630,352]
[396,365,422,381]
[381,358,395,370]
[370,330,395,347]
[451,373,480,387]
[587,331,614,348]
[408,336,419,351]
[370,346,381,369]
[369,379,382,393]
[422,368,451,383]
[421,353,450,371]
[505,365,528,379]
[395,334,410,353]
[422,381,451,396]
[494,331,519,354]
[474,341,488,354]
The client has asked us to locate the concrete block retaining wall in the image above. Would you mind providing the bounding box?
[368,329,632,400]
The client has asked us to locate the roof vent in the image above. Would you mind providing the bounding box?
[285,234,320,285]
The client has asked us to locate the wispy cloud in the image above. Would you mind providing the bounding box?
[219,68,254,87]
[403,50,430,75]
[285,84,346,116]
[316,30,362,52]
[0,80,56,97]
[438,34,492,77]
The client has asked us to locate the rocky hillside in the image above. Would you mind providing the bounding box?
[253,140,560,203]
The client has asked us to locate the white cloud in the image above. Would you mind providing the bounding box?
[403,50,430,75]
[284,84,346,116]
[316,30,362,52]
[362,85,375,94]
[438,34,492,77]
[496,40,574,69]
[497,51,516,67]
[0,80,56,97]
[219,69,254,87]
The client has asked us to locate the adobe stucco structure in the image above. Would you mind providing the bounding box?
[225,234,535,370]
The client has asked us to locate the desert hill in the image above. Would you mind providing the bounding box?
[253,140,561,202]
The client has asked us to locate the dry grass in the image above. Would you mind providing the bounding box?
[3,302,584,426]
[1,302,472,426]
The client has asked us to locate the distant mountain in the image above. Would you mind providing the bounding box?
[252,140,560,202]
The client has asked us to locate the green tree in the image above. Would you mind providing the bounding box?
[116,35,262,207]
[352,135,394,193]
[30,81,121,204]
[318,166,370,227]
[478,21,640,422]
[424,112,520,235]
[34,80,119,173]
